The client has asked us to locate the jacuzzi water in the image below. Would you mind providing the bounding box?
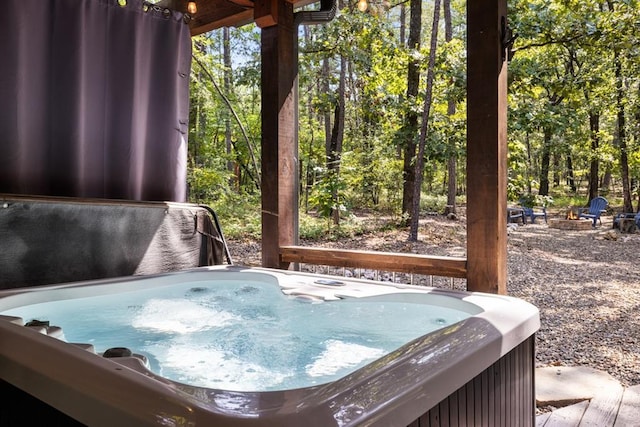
[1,278,472,392]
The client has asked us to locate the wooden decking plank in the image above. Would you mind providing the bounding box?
[536,412,551,426]
[579,382,624,426]
[614,384,640,426]
[542,400,589,427]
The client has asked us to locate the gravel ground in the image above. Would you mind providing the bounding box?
[507,220,640,387]
[226,210,640,387]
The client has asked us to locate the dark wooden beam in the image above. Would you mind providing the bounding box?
[158,0,254,35]
[280,246,467,278]
[189,9,254,35]
[255,0,279,27]
[259,0,298,269]
[158,0,318,35]
[466,0,508,294]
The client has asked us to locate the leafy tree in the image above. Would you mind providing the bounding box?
[186,0,640,232]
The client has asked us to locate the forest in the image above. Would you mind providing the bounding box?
[185,0,640,238]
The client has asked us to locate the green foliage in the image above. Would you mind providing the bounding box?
[419,194,448,213]
[506,0,640,204]
[340,141,404,210]
[186,0,640,241]
[187,166,231,204]
[308,168,347,222]
[549,192,592,209]
[208,192,262,240]
[298,212,367,240]
[519,193,553,208]
[298,213,331,240]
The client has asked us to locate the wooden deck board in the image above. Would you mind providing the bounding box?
[537,412,552,426]
[536,384,640,427]
[579,382,624,426]
[614,385,640,427]
[540,400,588,427]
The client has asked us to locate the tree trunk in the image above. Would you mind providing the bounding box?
[539,127,551,196]
[444,0,456,214]
[409,0,441,241]
[303,26,315,213]
[399,3,406,46]
[401,0,422,218]
[566,155,576,193]
[525,131,532,194]
[322,57,332,155]
[191,91,201,165]
[552,154,560,187]
[588,111,600,202]
[613,49,633,212]
[636,82,640,212]
[327,56,346,225]
[223,28,236,187]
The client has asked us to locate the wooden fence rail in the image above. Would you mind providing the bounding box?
[279,246,467,279]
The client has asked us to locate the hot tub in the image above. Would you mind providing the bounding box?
[0,266,539,426]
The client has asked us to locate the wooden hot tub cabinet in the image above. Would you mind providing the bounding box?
[407,335,535,427]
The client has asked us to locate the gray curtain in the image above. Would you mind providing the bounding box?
[0,0,191,201]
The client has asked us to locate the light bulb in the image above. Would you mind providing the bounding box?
[357,0,368,12]
[187,1,197,14]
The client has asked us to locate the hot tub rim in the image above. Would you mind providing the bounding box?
[0,266,540,426]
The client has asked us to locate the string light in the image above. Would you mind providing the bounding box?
[187,1,197,14]
[357,0,391,14]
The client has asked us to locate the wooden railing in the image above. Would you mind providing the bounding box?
[280,246,467,279]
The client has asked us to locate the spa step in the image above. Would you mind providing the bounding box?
[536,366,621,407]
[536,367,640,426]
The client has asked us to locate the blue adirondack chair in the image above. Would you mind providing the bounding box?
[518,196,548,224]
[522,206,547,224]
[613,211,640,232]
[578,196,608,227]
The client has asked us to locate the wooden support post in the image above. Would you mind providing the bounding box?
[258,0,298,269]
[466,0,508,294]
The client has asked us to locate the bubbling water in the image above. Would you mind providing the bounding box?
[2,280,471,391]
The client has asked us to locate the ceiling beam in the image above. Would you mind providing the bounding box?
[158,0,318,35]
[157,0,254,35]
